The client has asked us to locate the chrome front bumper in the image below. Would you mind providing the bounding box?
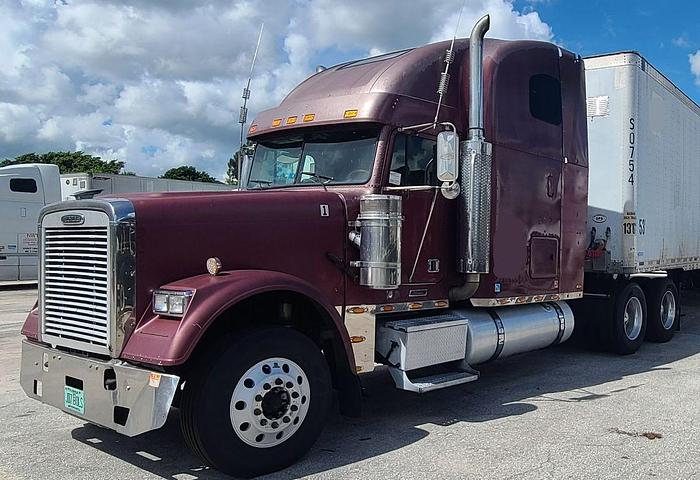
[20,340,179,437]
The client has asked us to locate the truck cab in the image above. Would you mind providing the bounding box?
[19,16,592,477]
[0,164,60,282]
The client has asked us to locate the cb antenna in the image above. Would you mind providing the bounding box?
[433,2,467,128]
[237,23,264,183]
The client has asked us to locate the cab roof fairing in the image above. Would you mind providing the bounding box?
[247,38,570,141]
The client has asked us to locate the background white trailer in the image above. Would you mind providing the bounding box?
[60,172,233,200]
[0,164,61,282]
[584,52,700,274]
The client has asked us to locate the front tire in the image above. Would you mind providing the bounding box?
[644,279,679,343]
[611,282,647,355]
[181,328,332,478]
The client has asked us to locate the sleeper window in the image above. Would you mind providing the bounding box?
[529,74,562,126]
[10,178,38,193]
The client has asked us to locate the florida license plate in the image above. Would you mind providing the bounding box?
[64,386,85,414]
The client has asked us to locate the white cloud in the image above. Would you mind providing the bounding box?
[691,50,700,86]
[0,0,555,179]
[673,35,690,48]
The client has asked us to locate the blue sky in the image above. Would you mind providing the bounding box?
[1,1,698,179]
[514,0,700,103]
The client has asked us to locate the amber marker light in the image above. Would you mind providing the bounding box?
[271,118,282,127]
[206,257,222,276]
[377,305,394,313]
[343,109,358,118]
[303,113,315,122]
[286,116,297,125]
[408,302,423,310]
[350,336,366,343]
[347,306,367,314]
[248,124,258,133]
[434,300,449,308]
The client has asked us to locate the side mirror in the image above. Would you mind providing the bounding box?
[436,131,459,182]
[239,154,252,189]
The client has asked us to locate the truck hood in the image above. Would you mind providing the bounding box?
[116,189,349,328]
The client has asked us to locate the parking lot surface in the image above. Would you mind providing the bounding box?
[1,286,699,479]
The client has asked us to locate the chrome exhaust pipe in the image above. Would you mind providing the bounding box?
[451,14,492,301]
[468,14,490,141]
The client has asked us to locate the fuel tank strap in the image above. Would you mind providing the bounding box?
[550,302,567,346]
[487,310,505,362]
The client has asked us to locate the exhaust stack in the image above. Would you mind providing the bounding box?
[451,14,492,301]
[468,15,490,141]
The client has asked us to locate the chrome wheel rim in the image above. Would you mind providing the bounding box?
[623,296,643,340]
[660,290,676,330]
[230,357,310,448]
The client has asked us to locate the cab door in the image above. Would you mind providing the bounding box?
[385,133,456,286]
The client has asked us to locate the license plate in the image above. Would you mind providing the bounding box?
[64,386,85,414]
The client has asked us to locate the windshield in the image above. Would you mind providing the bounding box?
[247,126,379,188]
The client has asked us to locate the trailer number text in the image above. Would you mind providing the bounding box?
[628,118,635,184]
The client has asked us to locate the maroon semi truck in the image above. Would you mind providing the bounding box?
[19,15,684,477]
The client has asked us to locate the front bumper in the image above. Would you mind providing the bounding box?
[20,339,179,437]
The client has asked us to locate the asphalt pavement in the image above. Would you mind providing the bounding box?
[1,286,699,479]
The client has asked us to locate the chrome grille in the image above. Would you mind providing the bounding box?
[41,210,112,355]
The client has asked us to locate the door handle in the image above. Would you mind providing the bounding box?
[546,174,554,198]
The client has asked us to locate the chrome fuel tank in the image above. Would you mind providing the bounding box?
[459,301,574,365]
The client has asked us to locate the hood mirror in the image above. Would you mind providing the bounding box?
[436,130,458,182]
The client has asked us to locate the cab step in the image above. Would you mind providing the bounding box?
[388,367,479,393]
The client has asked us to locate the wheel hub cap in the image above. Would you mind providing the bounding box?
[660,290,676,330]
[624,296,643,340]
[230,357,310,448]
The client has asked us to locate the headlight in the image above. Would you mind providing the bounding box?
[153,290,193,317]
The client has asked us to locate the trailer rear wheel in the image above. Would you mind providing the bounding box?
[644,279,679,343]
[611,282,647,355]
[180,328,332,477]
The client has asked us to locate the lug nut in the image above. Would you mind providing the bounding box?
[271,422,279,429]
[254,408,261,416]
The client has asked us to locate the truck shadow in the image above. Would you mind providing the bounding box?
[71,291,700,479]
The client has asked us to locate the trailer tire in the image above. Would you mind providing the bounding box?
[611,282,647,355]
[643,279,679,343]
[180,327,332,478]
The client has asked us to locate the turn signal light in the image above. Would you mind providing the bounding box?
[347,306,368,314]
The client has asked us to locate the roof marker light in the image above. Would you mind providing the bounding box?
[272,118,282,127]
[303,113,315,122]
[286,116,297,125]
[343,109,358,119]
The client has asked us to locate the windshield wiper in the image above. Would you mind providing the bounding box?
[301,171,334,191]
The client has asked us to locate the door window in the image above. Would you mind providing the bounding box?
[389,134,438,186]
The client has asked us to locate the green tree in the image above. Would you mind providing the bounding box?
[0,151,125,174]
[160,165,219,183]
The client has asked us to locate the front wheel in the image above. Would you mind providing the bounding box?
[181,328,332,478]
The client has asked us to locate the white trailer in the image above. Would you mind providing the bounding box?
[0,164,61,282]
[585,51,700,273]
[580,51,700,351]
[60,173,233,200]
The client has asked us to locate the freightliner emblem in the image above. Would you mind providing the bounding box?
[61,214,85,225]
